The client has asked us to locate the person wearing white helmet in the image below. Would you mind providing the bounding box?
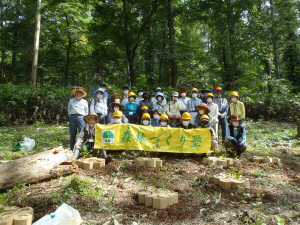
[167,91,182,117]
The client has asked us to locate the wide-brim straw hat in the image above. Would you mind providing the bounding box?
[71,87,87,97]
[84,113,100,123]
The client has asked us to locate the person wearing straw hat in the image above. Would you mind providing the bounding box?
[135,88,144,104]
[214,87,229,143]
[99,82,111,125]
[199,115,218,151]
[111,93,123,104]
[90,88,108,124]
[177,112,195,129]
[153,92,167,114]
[194,103,212,128]
[178,88,190,116]
[206,93,219,140]
[229,91,245,118]
[167,92,181,117]
[225,114,247,158]
[187,88,202,125]
[121,85,130,106]
[151,87,166,104]
[68,87,89,150]
[73,113,107,160]
[124,92,138,124]
[151,110,161,126]
[169,114,181,127]
[108,100,128,124]
[109,110,125,125]
[158,114,170,127]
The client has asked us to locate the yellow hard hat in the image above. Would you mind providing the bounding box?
[141,105,149,110]
[113,110,123,118]
[230,91,239,99]
[205,93,214,99]
[128,92,137,98]
[200,115,210,121]
[142,112,151,120]
[159,114,169,121]
[191,88,198,93]
[182,112,191,120]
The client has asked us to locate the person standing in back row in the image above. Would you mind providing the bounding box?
[187,88,202,125]
[90,88,107,124]
[214,87,228,143]
[206,93,219,140]
[178,88,190,116]
[229,91,245,119]
[68,87,89,150]
[167,92,181,117]
[121,86,130,106]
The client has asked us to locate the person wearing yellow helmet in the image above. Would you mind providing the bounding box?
[177,112,195,129]
[124,92,138,124]
[187,88,202,125]
[224,114,247,158]
[68,87,89,150]
[141,112,151,126]
[214,87,229,143]
[194,103,212,128]
[158,114,170,127]
[151,110,161,126]
[108,110,124,125]
[167,92,182,117]
[205,93,219,140]
[198,115,218,151]
[73,113,107,160]
[229,91,245,119]
[108,101,128,124]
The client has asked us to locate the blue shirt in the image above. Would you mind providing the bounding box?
[124,102,138,115]
[151,118,160,127]
[187,98,202,112]
[226,126,246,144]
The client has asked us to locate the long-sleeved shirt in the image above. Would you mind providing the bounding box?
[121,96,129,106]
[207,102,219,122]
[214,96,228,115]
[76,125,95,146]
[90,99,108,116]
[135,97,144,104]
[178,97,190,111]
[187,98,202,112]
[229,101,245,118]
[194,113,212,128]
[68,98,88,116]
[226,125,246,144]
[138,101,154,112]
[124,102,138,115]
[167,100,182,117]
[153,101,167,114]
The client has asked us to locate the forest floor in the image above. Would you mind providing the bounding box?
[0,120,300,225]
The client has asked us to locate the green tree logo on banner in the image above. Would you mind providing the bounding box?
[102,130,115,143]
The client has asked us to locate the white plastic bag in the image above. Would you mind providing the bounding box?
[22,137,35,151]
[32,204,82,225]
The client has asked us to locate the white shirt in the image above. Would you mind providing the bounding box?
[178,97,190,111]
[135,97,144,104]
[90,98,107,116]
[121,96,129,106]
[207,102,219,122]
[151,96,167,104]
[68,98,88,116]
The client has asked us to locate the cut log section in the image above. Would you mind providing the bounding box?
[0,146,78,191]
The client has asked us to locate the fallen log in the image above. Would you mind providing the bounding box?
[0,146,78,191]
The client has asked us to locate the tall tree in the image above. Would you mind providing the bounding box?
[31,0,41,86]
[168,0,178,88]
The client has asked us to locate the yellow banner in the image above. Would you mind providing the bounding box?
[95,124,211,154]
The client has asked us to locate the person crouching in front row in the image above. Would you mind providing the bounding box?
[177,112,195,129]
[73,113,107,160]
[224,114,247,158]
[199,115,218,152]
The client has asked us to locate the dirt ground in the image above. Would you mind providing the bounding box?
[6,148,300,225]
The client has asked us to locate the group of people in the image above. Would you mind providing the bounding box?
[68,83,247,160]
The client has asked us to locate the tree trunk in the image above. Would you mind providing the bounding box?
[0,147,78,191]
[168,0,178,88]
[11,0,20,83]
[65,13,71,85]
[159,21,167,85]
[31,0,42,86]
[270,0,280,79]
[1,0,6,82]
